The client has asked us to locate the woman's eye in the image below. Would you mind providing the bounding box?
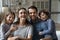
[20,12,26,14]
[19,12,22,14]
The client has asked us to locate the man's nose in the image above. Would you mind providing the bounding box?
[31,13,34,15]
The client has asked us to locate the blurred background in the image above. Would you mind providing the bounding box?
[0,0,60,40]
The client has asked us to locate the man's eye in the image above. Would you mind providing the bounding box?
[9,17,11,18]
[29,13,32,14]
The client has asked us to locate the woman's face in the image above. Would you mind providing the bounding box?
[18,9,27,20]
[6,14,15,24]
[40,12,48,20]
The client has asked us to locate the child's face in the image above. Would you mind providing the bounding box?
[40,12,48,21]
[18,9,27,20]
[6,14,14,24]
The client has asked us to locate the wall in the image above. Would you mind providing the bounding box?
[0,0,2,13]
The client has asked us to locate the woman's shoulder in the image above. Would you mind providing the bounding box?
[27,24,32,26]
[27,24,33,28]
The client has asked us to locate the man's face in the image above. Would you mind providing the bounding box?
[29,9,37,20]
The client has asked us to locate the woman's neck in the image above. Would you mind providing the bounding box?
[19,20,26,26]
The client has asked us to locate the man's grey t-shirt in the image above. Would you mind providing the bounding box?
[13,24,33,38]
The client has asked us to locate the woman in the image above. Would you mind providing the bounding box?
[8,8,33,40]
[38,10,58,40]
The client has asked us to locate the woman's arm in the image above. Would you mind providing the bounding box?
[16,35,32,40]
[7,35,32,40]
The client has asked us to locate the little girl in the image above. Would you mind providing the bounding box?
[2,11,15,40]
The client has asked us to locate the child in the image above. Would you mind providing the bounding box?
[2,11,15,40]
[38,10,58,40]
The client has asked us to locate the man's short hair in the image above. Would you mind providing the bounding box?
[28,6,38,12]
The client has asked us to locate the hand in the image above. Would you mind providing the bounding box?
[9,25,18,32]
[40,38,52,40]
[39,32,42,35]
[7,36,18,40]
[40,39,43,40]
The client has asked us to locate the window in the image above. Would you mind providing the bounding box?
[2,0,20,7]
[45,2,49,10]
[33,1,49,11]
[2,0,21,13]
[2,0,8,7]
[41,1,44,9]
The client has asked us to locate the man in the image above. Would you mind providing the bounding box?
[28,6,41,40]
[28,6,38,24]
[28,6,52,40]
